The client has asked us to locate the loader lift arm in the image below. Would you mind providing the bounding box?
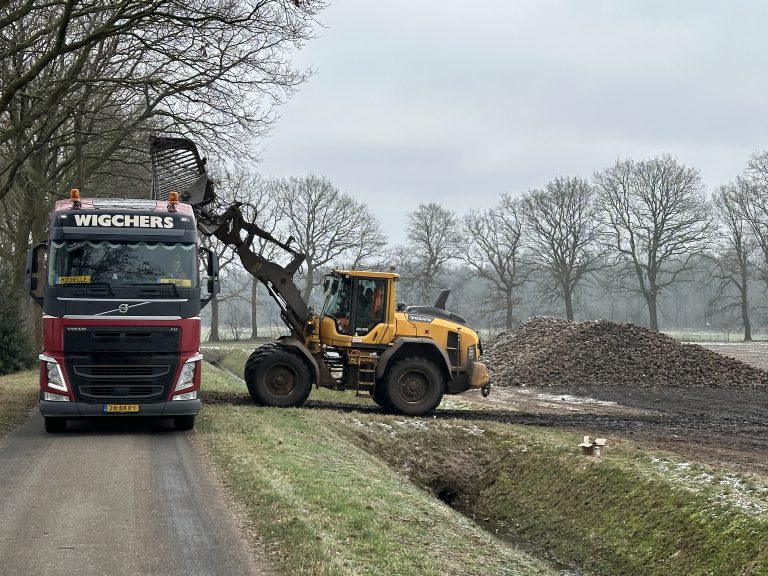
[195,203,310,340]
[149,136,310,340]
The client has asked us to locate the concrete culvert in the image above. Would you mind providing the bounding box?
[434,485,457,505]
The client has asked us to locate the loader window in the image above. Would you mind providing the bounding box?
[321,275,352,334]
[353,278,387,336]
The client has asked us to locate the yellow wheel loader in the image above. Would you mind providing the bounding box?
[151,137,490,415]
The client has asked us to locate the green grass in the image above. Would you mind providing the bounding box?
[0,369,38,436]
[197,363,556,576]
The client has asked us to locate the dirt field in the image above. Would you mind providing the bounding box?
[455,341,768,477]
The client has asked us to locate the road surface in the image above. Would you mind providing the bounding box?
[0,412,267,576]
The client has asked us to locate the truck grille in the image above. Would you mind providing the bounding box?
[79,385,165,400]
[63,327,180,403]
[73,365,170,379]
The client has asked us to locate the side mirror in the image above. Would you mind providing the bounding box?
[198,246,220,308]
[25,241,47,306]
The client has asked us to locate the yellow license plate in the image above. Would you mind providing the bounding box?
[103,404,140,413]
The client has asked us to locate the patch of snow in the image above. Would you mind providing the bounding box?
[535,393,617,406]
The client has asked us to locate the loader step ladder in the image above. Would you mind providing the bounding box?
[446,329,461,378]
[349,351,378,399]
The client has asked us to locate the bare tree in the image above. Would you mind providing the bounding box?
[404,203,458,304]
[236,174,287,340]
[460,194,528,328]
[735,150,768,288]
[706,183,757,340]
[281,175,385,302]
[0,0,323,201]
[521,176,600,321]
[594,155,713,331]
[202,167,260,342]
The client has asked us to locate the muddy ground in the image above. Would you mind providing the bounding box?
[456,341,768,477]
[207,340,768,478]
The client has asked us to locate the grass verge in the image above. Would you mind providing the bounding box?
[198,362,557,576]
[0,369,38,437]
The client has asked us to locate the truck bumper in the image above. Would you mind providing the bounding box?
[39,399,201,418]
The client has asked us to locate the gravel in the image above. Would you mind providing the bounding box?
[484,316,768,389]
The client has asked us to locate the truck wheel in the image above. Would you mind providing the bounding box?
[383,358,444,416]
[244,345,312,407]
[174,415,196,431]
[44,417,67,433]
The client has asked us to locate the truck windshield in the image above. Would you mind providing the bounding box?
[48,241,198,288]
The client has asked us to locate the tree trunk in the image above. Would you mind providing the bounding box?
[563,290,574,321]
[647,291,659,331]
[740,280,752,341]
[209,295,220,342]
[250,280,258,340]
[504,291,514,329]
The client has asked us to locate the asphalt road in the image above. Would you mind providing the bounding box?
[0,412,266,576]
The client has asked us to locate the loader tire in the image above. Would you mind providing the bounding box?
[382,357,444,416]
[244,344,312,407]
[372,383,394,412]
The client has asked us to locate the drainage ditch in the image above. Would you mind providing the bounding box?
[431,482,588,576]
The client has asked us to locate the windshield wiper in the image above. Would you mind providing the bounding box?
[82,282,114,296]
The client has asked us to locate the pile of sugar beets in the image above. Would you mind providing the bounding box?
[483,316,768,389]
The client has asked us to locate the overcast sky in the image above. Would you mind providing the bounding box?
[255,1,768,243]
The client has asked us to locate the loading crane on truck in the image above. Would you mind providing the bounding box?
[151,137,490,415]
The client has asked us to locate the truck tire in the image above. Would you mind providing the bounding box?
[382,357,444,416]
[44,417,66,433]
[174,415,196,431]
[244,344,312,407]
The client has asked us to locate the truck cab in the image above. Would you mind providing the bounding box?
[25,191,219,432]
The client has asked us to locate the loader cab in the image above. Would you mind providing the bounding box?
[319,270,397,346]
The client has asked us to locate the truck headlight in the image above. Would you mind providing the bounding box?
[40,355,67,393]
[174,354,202,393]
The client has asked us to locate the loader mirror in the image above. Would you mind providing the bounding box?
[323,278,330,292]
[330,279,339,295]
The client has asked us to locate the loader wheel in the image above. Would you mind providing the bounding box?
[383,358,444,416]
[244,345,312,407]
[372,383,393,412]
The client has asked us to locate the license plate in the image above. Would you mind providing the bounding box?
[103,404,140,413]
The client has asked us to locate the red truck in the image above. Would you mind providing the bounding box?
[25,189,219,432]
